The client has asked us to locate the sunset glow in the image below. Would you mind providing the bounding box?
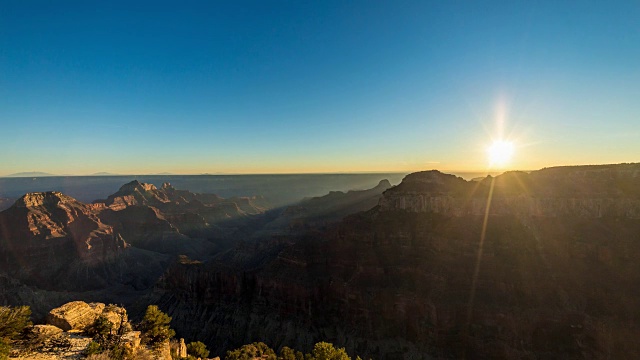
[487,140,515,168]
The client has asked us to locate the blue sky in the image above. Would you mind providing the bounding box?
[1,1,639,175]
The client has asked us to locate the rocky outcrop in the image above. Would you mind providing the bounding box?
[44,301,132,334]
[29,324,64,337]
[157,340,172,360]
[379,167,640,218]
[98,180,266,220]
[381,191,640,218]
[121,330,142,352]
[45,301,105,331]
[4,192,126,255]
[178,338,187,358]
[10,331,93,360]
[101,304,129,333]
[0,181,263,293]
[92,181,270,254]
[101,180,167,210]
[9,302,167,360]
[0,192,128,289]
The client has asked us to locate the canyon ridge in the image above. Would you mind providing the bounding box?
[1,164,639,359]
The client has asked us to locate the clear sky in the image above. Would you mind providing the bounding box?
[1,1,638,175]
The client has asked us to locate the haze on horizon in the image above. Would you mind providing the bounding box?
[1,1,638,176]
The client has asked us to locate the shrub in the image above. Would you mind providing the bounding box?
[85,341,103,356]
[225,341,276,360]
[187,341,210,358]
[0,338,10,360]
[310,342,350,360]
[280,346,304,360]
[130,347,155,360]
[0,306,31,340]
[109,344,129,360]
[85,353,111,360]
[139,305,175,345]
[89,316,115,338]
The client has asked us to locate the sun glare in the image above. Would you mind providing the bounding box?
[487,140,514,168]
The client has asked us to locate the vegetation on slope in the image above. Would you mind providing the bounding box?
[0,306,31,360]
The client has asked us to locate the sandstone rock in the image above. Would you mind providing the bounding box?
[0,192,128,290]
[121,331,141,353]
[101,304,129,332]
[29,324,63,338]
[156,340,172,360]
[178,338,187,358]
[46,301,103,331]
[10,331,92,360]
[88,302,105,314]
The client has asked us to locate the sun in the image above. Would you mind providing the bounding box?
[487,140,514,168]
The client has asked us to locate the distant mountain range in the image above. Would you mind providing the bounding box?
[4,171,56,177]
[2,171,174,177]
[90,172,119,176]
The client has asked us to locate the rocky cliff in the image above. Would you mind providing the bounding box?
[149,164,640,359]
[257,179,393,237]
[98,180,266,220]
[95,181,269,252]
[380,166,640,218]
[0,192,127,284]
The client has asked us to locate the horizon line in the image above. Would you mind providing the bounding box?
[4,162,637,178]
[0,169,514,178]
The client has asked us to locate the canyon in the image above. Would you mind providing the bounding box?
[1,164,640,359]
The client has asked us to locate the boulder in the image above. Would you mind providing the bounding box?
[29,324,63,338]
[45,301,104,331]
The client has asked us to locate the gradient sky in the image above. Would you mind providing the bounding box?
[1,1,639,175]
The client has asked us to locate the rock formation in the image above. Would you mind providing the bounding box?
[46,301,105,331]
[0,181,270,294]
[380,167,640,218]
[258,179,392,237]
[0,192,129,289]
[98,180,266,221]
[8,302,163,360]
[44,301,130,334]
[93,180,270,256]
[3,165,640,359]
[178,338,187,358]
[149,164,640,359]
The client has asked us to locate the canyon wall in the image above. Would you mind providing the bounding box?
[151,165,640,359]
